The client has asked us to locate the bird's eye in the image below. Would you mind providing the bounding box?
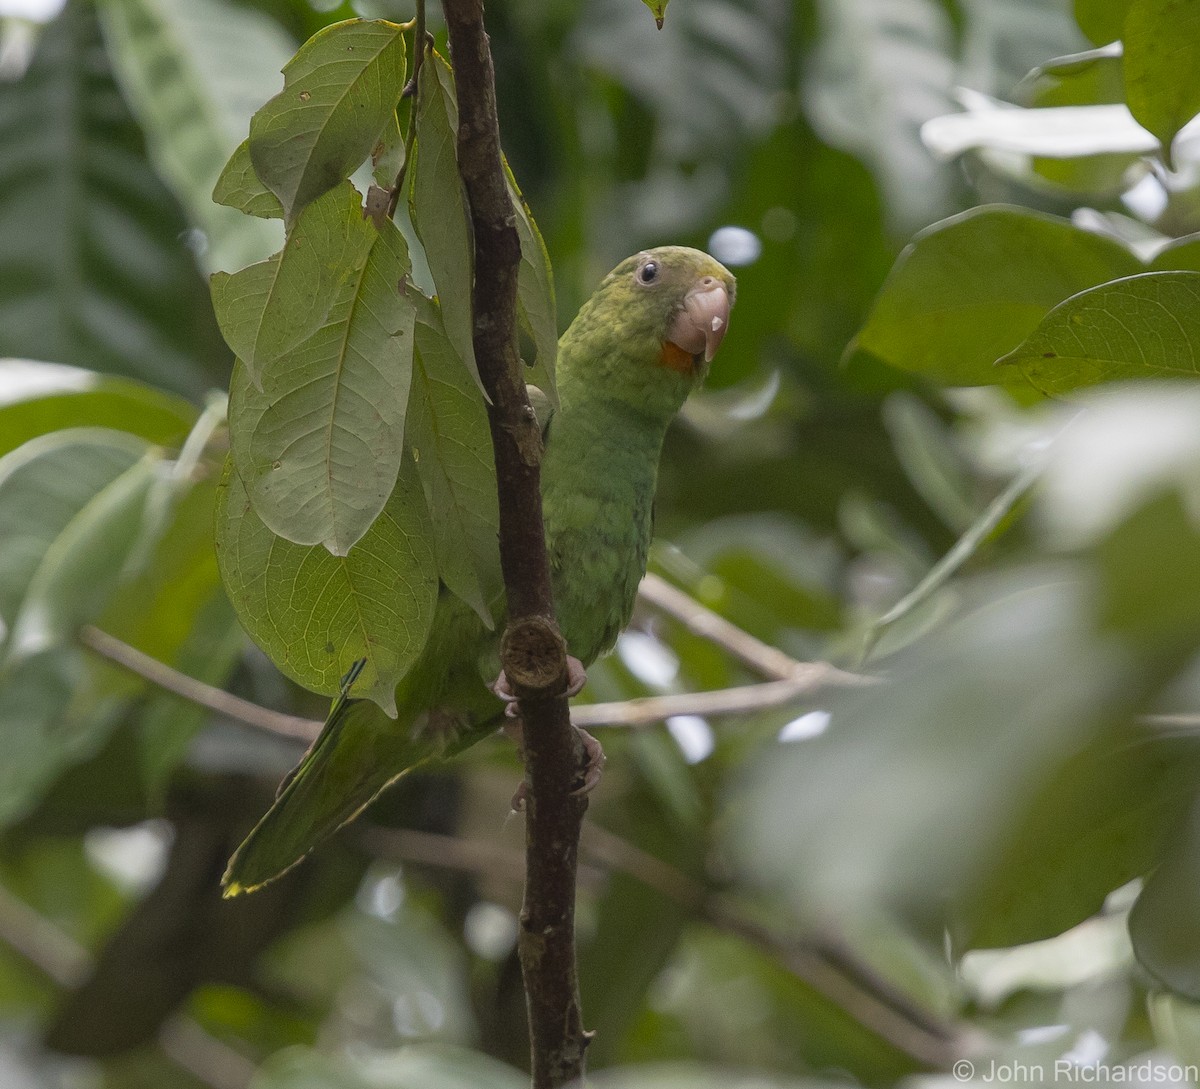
[637,261,659,285]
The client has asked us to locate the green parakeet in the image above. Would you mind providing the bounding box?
[223,245,735,894]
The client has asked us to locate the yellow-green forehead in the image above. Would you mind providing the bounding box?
[606,246,734,286]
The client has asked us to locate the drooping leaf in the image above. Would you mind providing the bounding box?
[1123,0,1200,165]
[214,455,438,715]
[249,18,407,222]
[0,0,228,400]
[852,205,1142,386]
[959,0,1089,100]
[506,160,557,401]
[229,219,416,556]
[408,305,501,625]
[0,429,150,635]
[410,51,479,387]
[96,0,291,271]
[210,181,377,384]
[0,360,195,458]
[997,272,1200,394]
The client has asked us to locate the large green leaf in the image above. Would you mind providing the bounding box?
[0,360,195,458]
[0,0,228,400]
[408,307,500,625]
[214,456,438,715]
[210,182,377,384]
[229,219,415,556]
[1074,0,1132,43]
[0,429,150,635]
[852,205,1142,386]
[997,272,1200,393]
[96,0,291,272]
[410,52,479,388]
[249,19,406,223]
[1124,0,1200,165]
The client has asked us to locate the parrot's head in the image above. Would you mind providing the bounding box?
[558,245,736,420]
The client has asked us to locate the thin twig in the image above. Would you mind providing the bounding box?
[388,5,427,218]
[639,572,819,681]
[77,625,320,742]
[440,2,589,1085]
[572,670,875,729]
[0,884,257,1089]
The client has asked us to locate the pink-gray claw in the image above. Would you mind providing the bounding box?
[570,727,605,796]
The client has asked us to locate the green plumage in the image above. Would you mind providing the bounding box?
[224,246,735,894]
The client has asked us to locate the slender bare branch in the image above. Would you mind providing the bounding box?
[78,625,320,742]
[574,670,875,729]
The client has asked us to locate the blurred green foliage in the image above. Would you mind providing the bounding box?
[6,0,1200,1087]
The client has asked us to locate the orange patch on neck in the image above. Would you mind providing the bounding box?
[658,340,696,375]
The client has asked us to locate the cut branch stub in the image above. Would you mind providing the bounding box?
[501,615,569,697]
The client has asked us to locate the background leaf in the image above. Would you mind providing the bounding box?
[0,0,228,401]
[852,205,1142,385]
[1123,0,1200,164]
[96,0,291,271]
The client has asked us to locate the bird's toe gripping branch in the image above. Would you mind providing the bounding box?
[493,646,602,810]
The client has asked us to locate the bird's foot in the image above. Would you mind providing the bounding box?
[491,654,587,712]
[507,727,605,812]
[493,655,602,811]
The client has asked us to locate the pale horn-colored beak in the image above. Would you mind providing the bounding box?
[666,278,731,363]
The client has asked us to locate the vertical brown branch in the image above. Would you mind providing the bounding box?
[439,2,590,1085]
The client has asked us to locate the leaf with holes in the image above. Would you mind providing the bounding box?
[214,456,438,715]
[997,272,1200,394]
[228,218,416,555]
[249,19,407,222]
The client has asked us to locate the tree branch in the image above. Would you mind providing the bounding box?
[440,3,588,1084]
[77,625,320,742]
